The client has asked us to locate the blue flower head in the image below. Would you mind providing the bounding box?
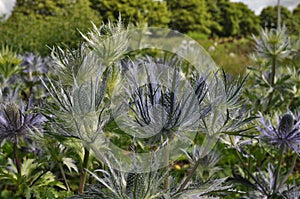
[257,112,300,154]
[0,102,44,143]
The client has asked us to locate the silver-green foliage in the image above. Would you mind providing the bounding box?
[44,45,110,143]
[43,18,254,198]
[245,26,300,113]
[69,153,168,199]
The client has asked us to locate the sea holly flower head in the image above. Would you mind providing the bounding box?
[112,57,208,141]
[257,112,300,154]
[253,26,291,60]
[0,101,44,143]
[21,52,49,75]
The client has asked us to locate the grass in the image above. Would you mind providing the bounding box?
[196,37,254,76]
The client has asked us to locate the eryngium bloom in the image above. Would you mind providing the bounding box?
[0,102,44,143]
[257,112,300,154]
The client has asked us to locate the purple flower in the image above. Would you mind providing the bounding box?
[0,102,44,143]
[21,52,49,74]
[257,112,300,154]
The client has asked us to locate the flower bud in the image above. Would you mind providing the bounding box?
[278,114,294,135]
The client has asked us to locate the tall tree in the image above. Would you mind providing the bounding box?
[3,0,101,55]
[166,0,212,34]
[206,0,223,37]
[90,0,170,27]
[11,0,71,18]
[212,0,258,37]
[235,2,260,36]
[206,0,259,37]
[293,4,300,33]
[260,5,293,30]
[218,0,242,36]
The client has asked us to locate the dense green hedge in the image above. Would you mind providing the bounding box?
[0,0,101,56]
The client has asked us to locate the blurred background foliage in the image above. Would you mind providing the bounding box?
[0,0,101,56]
[0,0,300,58]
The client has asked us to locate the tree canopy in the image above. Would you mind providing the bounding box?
[211,0,259,37]
[260,5,293,30]
[166,0,211,34]
[90,0,170,27]
[11,0,71,18]
[1,0,299,56]
[293,4,300,33]
[3,0,101,55]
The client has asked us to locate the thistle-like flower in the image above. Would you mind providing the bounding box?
[0,102,44,143]
[81,17,129,66]
[44,76,109,143]
[21,52,49,77]
[19,53,51,101]
[257,112,300,154]
[42,42,111,143]
[253,26,291,61]
[112,56,210,144]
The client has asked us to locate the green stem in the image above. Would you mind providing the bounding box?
[178,154,202,192]
[164,142,169,191]
[78,147,90,194]
[13,137,21,176]
[59,162,70,191]
[272,146,284,196]
[177,135,216,193]
[266,55,277,113]
[279,153,297,190]
[235,149,268,196]
[270,55,276,88]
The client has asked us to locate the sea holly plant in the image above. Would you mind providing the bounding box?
[227,111,300,198]
[0,50,50,103]
[19,52,51,101]
[256,112,300,198]
[80,16,130,67]
[0,100,44,176]
[0,18,297,199]
[68,152,169,199]
[80,19,266,198]
[0,96,65,198]
[41,18,132,194]
[40,18,224,198]
[258,112,300,155]
[176,71,254,197]
[108,55,214,193]
[245,26,300,113]
[69,151,233,199]
[226,25,300,198]
[38,17,300,199]
[42,45,111,193]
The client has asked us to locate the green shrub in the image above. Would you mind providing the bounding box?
[187,31,208,41]
[0,45,22,86]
